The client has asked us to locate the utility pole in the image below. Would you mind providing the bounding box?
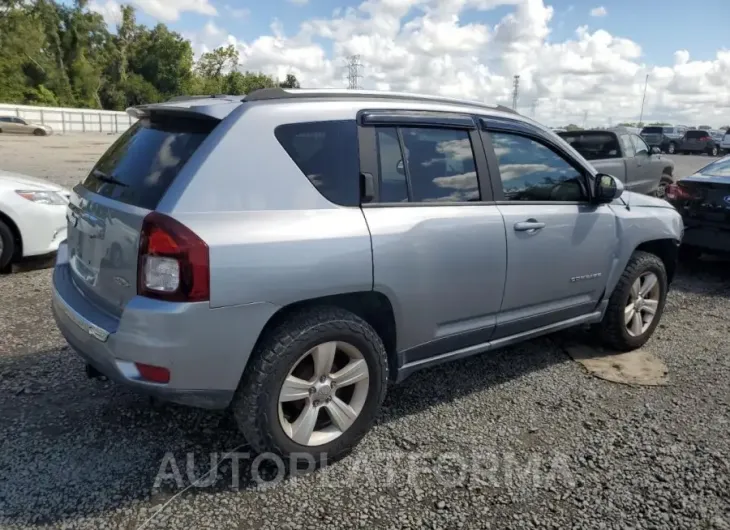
[346,55,363,90]
[511,75,520,111]
[638,74,649,127]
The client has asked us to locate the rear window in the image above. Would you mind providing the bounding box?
[697,158,730,177]
[686,130,708,139]
[275,120,360,206]
[641,127,663,134]
[559,132,621,160]
[80,115,215,210]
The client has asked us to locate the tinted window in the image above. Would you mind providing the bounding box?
[698,158,730,177]
[686,130,709,139]
[663,127,674,134]
[631,134,649,155]
[275,120,359,206]
[375,128,409,202]
[641,127,663,134]
[559,132,620,160]
[0,117,10,122]
[490,132,585,202]
[81,116,215,210]
[399,128,480,202]
[620,134,635,157]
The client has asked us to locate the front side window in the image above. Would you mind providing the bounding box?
[631,134,649,155]
[275,120,360,206]
[489,132,586,202]
[373,126,480,203]
[620,134,635,157]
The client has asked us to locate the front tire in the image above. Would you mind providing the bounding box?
[0,220,16,273]
[598,251,667,351]
[233,307,388,465]
[709,146,719,156]
[33,129,46,137]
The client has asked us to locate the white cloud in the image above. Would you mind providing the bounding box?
[590,6,607,17]
[131,0,217,22]
[89,0,122,26]
[225,5,250,19]
[188,0,729,126]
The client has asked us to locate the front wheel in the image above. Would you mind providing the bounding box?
[667,142,676,154]
[33,129,46,136]
[0,220,16,273]
[598,251,667,351]
[709,146,719,156]
[233,307,388,465]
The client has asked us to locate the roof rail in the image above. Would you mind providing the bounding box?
[243,88,517,114]
[167,94,239,102]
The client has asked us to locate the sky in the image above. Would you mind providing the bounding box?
[86,0,730,127]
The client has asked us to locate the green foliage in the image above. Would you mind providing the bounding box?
[647,122,670,126]
[0,1,300,109]
[565,124,582,131]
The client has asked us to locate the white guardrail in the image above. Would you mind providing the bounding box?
[0,103,137,134]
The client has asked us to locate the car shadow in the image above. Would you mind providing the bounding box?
[0,334,571,526]
[672,254,730,296]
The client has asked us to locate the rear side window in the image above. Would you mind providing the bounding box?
[81,115,215,210]
[275,120,360,206]
[686,130,708,139]
[559,132,620,160]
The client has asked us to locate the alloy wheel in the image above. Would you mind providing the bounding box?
[624,272,661,337]
[667,143,675,154]
[278,341,370,447]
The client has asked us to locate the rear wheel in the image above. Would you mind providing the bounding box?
[0,220,16,273]
[667,142,676,154]
[233,306,388,465]
[655,175,673,199]
[709,146,719,156]
[33,129,46,137]
[598,251,667,351]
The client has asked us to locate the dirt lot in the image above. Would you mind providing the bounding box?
[0,134,729,530]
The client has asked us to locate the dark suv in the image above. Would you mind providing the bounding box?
[640,126,687,154]
[679,130,720,156]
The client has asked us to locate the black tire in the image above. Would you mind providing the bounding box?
[33,129,46,137]
[233,306,388,465]
[667,142,676,154]
[0,220,16,272]
[709,146,719,156]
[655,174,673,199]
[598,251,667,351]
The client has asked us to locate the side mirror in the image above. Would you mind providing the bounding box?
[594,173,624,203]
[651,146,661,155]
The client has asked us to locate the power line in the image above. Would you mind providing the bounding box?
[511,75,520,110]
[346,55,363,90]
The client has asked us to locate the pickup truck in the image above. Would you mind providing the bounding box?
[558,129,675,197]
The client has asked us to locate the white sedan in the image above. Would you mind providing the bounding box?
[0,170,70,271]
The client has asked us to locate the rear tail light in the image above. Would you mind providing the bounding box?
[134,362,170,384]
[666,183,694,201]
[138,212,209,302]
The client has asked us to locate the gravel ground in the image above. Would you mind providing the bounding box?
[1,134,729,530]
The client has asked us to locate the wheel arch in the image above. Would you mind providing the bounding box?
[634,239,679,285]
[250,290,399,380]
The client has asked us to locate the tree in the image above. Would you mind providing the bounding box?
[196,45,239,79]
[719,126,729,131]
[565,124,582,131]
[279,73,300,89]
[648,122,670,126]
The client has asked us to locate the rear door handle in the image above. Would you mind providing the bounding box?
[514,219,546,232]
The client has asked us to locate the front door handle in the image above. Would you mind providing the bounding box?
[514,219,546,232]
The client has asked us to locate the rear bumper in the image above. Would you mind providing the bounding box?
[52,243,280,409]
[681,224,730,253]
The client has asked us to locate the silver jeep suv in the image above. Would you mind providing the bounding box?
[52,88,683,463]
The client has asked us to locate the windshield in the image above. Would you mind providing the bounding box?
[641,127,663,134]
[697,157,730,177]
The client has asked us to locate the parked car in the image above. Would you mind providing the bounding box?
[721,130,730,154]
[0,116,53,136]
[52,89,683,463]
[666,155,730,259]
[558,129,675,197]
[679,129,720,156]
[640,125,688,154]
[0,170,70,271]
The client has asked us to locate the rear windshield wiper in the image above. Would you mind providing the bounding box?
[91,169,128,187]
